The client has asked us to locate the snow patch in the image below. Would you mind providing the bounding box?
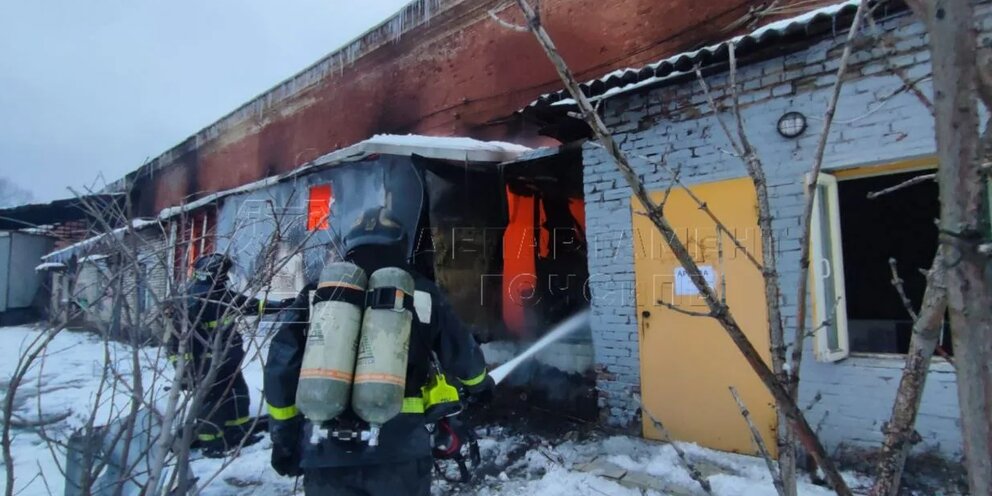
[155,133,530,223]
[41,218,164,263]
[34,262,66,271]
[365,134,531,154]
[0,325,274,496]
[2,325,873,496]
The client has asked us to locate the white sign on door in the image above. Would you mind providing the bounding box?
[674,265,716,296]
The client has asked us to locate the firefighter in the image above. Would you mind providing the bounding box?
[168,253,293,458]
[264,207,494,496]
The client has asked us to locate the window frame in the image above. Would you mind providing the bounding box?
[809,172,851,363]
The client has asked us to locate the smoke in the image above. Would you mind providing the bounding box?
[0,177,34,208]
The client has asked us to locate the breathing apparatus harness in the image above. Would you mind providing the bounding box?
[421,353,483,483]
[294,206,482,479]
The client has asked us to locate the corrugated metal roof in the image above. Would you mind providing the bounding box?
[528,0,867,108]
[0,194,124,230]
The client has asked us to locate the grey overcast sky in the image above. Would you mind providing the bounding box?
[0,0,410,204]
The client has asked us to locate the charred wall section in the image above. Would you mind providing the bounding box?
[214,155,425,295]
[212,149,596,418]
[120,0,835,217]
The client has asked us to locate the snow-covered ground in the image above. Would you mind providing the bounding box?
[435,428,871,496]
[1,325,874,495]
[0,324,280,496]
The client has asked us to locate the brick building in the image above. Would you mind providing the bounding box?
[523,0,963,457]
[27,0,966,459]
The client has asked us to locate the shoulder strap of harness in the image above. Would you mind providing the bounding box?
[312,283,365,307]
[366,287,415,312]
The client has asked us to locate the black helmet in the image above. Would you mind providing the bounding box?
[343,207,408,270]
[192,253,233,286]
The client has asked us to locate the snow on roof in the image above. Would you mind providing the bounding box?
[364,134,531,154]
[34,262,66,271]
[158,134,531,220]
[49,134,532,261]
[41,218,164,263]
[529,0,863,107]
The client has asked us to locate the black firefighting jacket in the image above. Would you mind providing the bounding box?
[263,273,488,468]
[167,281,288,370]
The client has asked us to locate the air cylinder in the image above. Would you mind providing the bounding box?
[296,262,367,425]
[351,267,414,446]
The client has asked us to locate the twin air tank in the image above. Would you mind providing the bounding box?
[296,262,414,447]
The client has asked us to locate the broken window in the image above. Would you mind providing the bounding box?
[307,184,333,231]
[810,168,947,360]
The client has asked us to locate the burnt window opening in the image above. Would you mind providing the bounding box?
[175,208,217,280]
[836,170,950,355]
[307,184,333,231]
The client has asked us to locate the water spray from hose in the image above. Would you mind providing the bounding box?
[490,309,590,385]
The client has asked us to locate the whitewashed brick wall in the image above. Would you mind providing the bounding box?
[582,7,983,457]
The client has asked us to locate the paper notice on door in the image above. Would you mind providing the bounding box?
[674,265,716,295]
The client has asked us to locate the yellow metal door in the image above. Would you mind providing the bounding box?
[631,177,777,455]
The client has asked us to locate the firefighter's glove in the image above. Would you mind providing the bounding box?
[466,375,496,407]
[270,416,304,477]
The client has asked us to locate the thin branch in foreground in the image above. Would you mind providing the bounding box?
[8,411,73,429]
[888,258,919,321]
[596,143,764,272]
[512,0,852,492]
[802,296,842,340]
[870,252,949,496]
[488,9,528,32]
[655,299,715,318]
[641,405,713,495]
[697,38,794,495]
[730,386,785,496]
[864,14,934,114]
[867,173,936,200]
[693,63,743,159]
[790,0,869,405]
[935,346,955,367]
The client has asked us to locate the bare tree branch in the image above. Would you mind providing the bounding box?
[790,0,869,405]
[870,252,948,496]
[867,173,936,200]
[925,0,992,491]
[730,386,785,496]
[864,14,934,114]
[697,37,794,496]
[8,411,72,429]
[511,0,852,493]
[488,9,528,32]
[641,404,713,494]
[655,299,715,318]
[3,326,71,496]
[599,144,764,271]
[888,258,919,321]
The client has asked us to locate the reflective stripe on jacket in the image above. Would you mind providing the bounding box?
[262,273,487,468]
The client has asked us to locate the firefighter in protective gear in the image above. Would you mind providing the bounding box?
[168,253,294,457]
[264,207,494,495]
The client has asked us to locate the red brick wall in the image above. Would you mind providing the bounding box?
[49,220,91,250]
[135,0,837,215]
